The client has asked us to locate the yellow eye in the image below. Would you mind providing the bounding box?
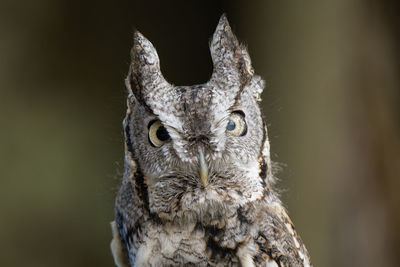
[226,112,247,136]
[148,120,170,147]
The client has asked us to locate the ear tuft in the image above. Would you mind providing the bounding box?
[132,31,159,66]
[127,31,170,107]
[209,14,254,88]
[210,14,240,66]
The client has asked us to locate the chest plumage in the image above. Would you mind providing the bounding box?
[111,15,312,267]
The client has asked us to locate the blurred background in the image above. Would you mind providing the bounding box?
[1,0,399,266]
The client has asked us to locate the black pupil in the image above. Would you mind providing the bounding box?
[156,126,170,141]
[227,120,236,131]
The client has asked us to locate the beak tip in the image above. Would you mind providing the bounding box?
[199,149,209,188]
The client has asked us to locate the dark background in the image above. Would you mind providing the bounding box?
[1,0,399,266]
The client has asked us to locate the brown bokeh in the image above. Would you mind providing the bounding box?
[1,0,399,266]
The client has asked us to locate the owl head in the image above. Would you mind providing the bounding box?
[124,15,272,224]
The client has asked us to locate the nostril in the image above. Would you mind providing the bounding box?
[188,135,210,143]
[197,135,210,142]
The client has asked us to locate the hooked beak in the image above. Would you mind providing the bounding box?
[198,148,208,187]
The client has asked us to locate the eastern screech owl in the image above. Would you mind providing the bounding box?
[110,15,312,267]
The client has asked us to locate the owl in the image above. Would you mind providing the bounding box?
[110,15,312,267]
